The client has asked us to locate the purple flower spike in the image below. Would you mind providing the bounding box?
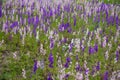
[67,27,72,33]
[73,15,76,26]
[48,53,54,68]
[28,17,31,25]
[104,71,108,80]
[76,55,78,61]
[85,68,89,75]
[116,51,119,61]
[69,43,74,52]
[94,44,98,52]
[64,57,71,68]
[33,60,37,73]
[47,73,52,80]
[76,64,81,72]
[0,6,2,17]
[96,62,100,71]
[50,38,54,49]
[116,16,120,29]
[10,21,18,29]
[49,9,53,17]
[35,16,39,25]
[66,57,71,62]
[105,10,108,20]
[64,74,69,79]
[89,46,94,54]
[64,62,69,68]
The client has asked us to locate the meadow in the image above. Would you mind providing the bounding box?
[0,0,120,80]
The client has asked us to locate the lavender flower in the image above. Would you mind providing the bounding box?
[48,52,54,68]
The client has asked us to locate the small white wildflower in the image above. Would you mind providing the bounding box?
[76,72,83,80]
[13,52,17,59]
[37,61,41,68]
[114,58,117,63]
[22,69,26,79]
[36,30,39,41]
[103,37,107,47]
[105,51,109,60]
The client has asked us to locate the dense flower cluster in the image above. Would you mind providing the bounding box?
[0,0,120,80]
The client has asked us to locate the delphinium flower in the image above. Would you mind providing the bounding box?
[96,62,100,71]
[2,22,7,33]
[58,23,65,32]
[73,15,76,26]
[102,36,107,48]
[85,68,89,80]
[0,4,2,17]
[10,21,18,29]
[115,16,120,29]
[69,43,74,52]
[89,46,95,54]
[76,72,83,80]
[75,62,81,72]
[47,73,53,80]
[114,29,120,42]
[64,74,69,79]
[64,56,71,68]
[48,52,54,68]
[115,51,119,62]
[50,38,54,50]
[108,41,112,51]
[67,27,72,33]
[33,60,37,73]
[103,71,109,80]
[91,66,96,76]
[74,38,80,52]
[80,39,85,51]
[94,43,98,52]
[83,60,90,80]
[107,16,114,26]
